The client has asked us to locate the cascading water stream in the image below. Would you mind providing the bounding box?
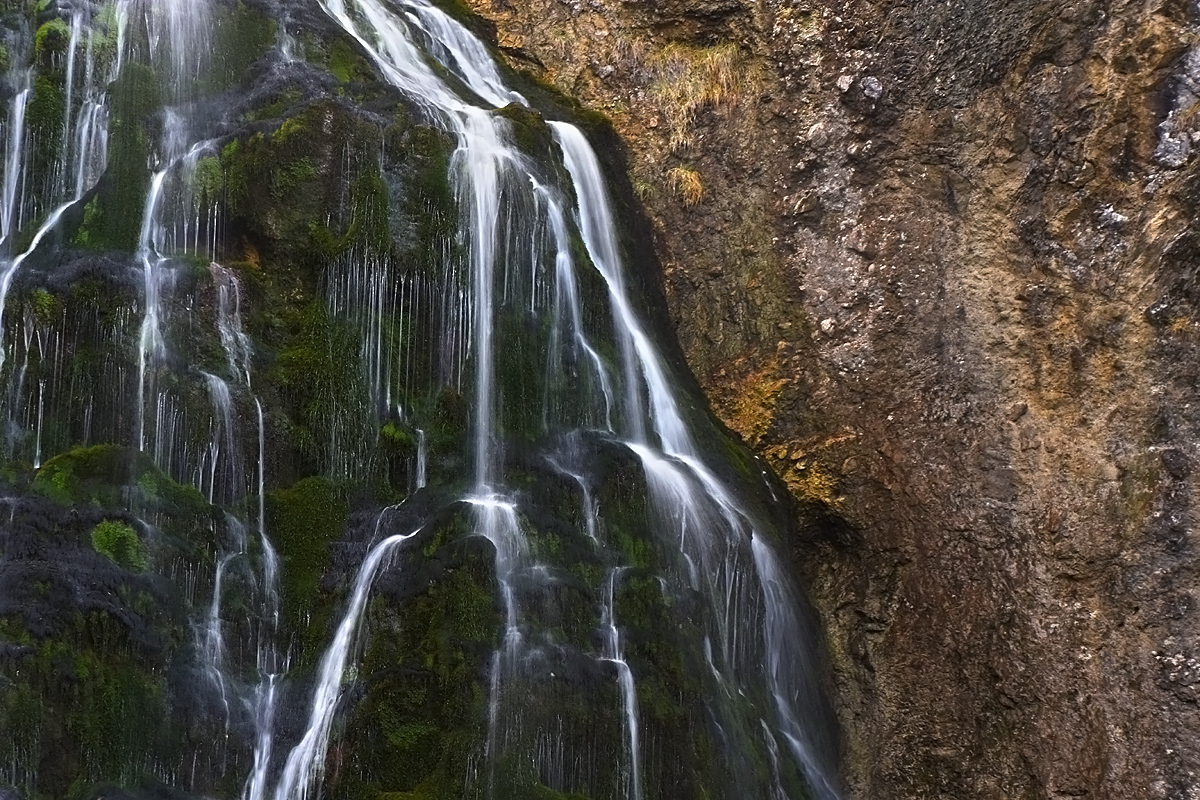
[0,200,85,374]
[135,138,215,452]
[535,178,615,430]
[0,12,113,379]
[550,123,688,452]
[60,11,83,198]
[550,123,841,798]
[1,77,31,247]
[214,263,254,388]
[198,262,283,799]
[415,428,427,490]
[135,167,170,453]
[306,7,539,792]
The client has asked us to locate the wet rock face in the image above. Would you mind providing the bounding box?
[467,0,1200,796]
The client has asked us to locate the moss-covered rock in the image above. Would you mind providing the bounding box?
[75,63,161,251]
[202,0,276,92]
[265,475,349,636]
[32,444,206,513]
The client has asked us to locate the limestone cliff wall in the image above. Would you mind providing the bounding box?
[466,0,1200,797]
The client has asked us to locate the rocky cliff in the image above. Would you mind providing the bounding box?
[462,0,1200,796]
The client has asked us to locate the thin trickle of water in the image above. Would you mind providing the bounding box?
[535,178,615,430]
[256,399,278,622]
[243,674,279,800]
[601,567,642,800]
[73,23,109,199]
[753,539,841,800]
[136,167,170,452]
[200,531,235,731]
[415,428,427,489]
[279,26,299,63]
[1,79,30,246]
[213,263,254,387]
[31,378,44,468]
[61,13,83,197]
[115,0,130,76]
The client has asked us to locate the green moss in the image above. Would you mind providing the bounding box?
[265,476,348,632]
[28,287,59,325]
[388,123,457,266]
[34,17,69,55]
[382,421,416,450]
[71,197,103,249]
[219,138,249,212]
[430,388,467,448]
[192,155,223,201]
[32,444,208,514]
[78,63,161,251]
[496,104,555,160]
[219,102,392,269]
[494,310,553,442]
[347,170,393,254]
[328,37,374,85]
[28,74,64,189]
[271,156,318,199]
[0,681,41,752]
[271,302,374,473]
[90,520,147,571]
[202,0,276,91]
[0,569,205,797]
[244,87,302,123]
[67,647,169,784]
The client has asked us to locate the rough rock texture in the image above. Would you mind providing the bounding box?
[466,0,1200,797]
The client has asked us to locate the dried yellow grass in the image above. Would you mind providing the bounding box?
[666,166,704,207]
[648,42,756,150]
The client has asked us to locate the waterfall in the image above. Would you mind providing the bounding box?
[0,12,113,376]
[0,0,840,797]
[0,200,82,373]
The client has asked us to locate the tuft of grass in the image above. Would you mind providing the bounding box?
[666,166,704,207]
[648,42,757,150]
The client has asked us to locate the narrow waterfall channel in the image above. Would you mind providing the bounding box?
[0,2,840,800]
